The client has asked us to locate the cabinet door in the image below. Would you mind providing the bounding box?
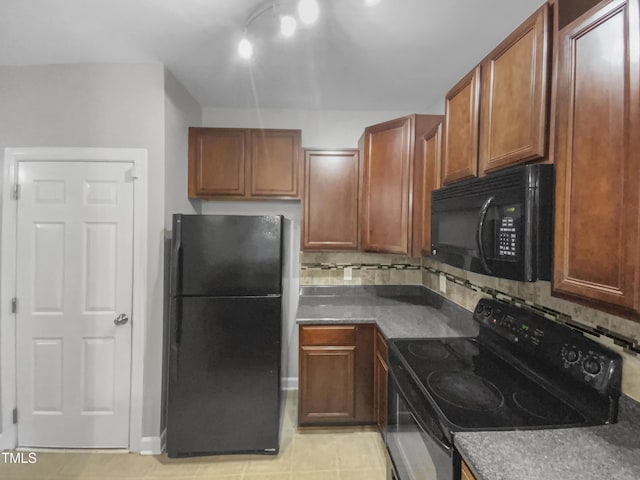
[553,0,640,318]
[461,461,477,480]
[303,150,359,250]
[442,66,481,185]
[373,331,388,433]
[361,117,412,254]
[421,123,442,255]
[479,4,550,174]
[188,128,249,197]
[250,129,301,197]
[299,345,356,425]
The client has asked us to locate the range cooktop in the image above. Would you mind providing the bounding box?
[388,298,623,434]
[393,337,585,429]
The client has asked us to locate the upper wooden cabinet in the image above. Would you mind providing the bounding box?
[553,0,640,320]
[188,128,249,197]
[442,66,481,185]
[302,149,360,251]
[250,129,301,197]
[421,123,443,255]
[188,127,301,200]
[479,4,551,174]
[442,4,552,185]
[361,114,443,255]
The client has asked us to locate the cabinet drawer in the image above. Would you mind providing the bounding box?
[300,325,357,346]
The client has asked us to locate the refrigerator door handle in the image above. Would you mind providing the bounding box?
[170,296,182,382]
[170,216,183,296]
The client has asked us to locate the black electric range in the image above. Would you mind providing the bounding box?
[385,298,622,480]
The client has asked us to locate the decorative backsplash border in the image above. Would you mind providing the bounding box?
[423,265,640,355]
[301,263,421,271]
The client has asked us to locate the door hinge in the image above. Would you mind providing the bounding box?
[11,297,17,314]
[130,166,139,180]
[13,184,21,200]
[12,408,18,424]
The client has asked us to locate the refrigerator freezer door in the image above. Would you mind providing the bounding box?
[172,215,283,296]
[167,296,281,457]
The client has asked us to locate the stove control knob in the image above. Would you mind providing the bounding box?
[475,304,484,315]
[483,306,493,318]
[563,346,580,364]
[583,357,602,376]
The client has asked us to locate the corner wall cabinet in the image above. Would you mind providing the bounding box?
[552,0,640,320]
[361,114,443,255]
[188,127,301,200]
[302,149,360,251]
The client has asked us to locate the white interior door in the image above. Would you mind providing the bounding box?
[16,161,134,448]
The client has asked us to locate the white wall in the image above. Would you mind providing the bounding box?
[161,68,202,432]
[0,63,166,439]
[202,107,419,148]
[164,68,202,228]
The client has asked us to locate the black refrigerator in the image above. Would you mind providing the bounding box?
[166,214,283,458]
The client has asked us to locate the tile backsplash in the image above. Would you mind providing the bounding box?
[297,251,640,401]
[300,252,422,286]
[422,257,640,402]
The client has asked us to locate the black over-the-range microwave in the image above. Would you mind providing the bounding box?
[430,164,554,282]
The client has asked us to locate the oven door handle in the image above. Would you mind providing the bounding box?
[388,365,451,454]
[477,196,494,274]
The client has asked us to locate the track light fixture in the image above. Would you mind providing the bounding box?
[237,0,380,60]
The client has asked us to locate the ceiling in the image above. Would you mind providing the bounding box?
[0,0,544,111]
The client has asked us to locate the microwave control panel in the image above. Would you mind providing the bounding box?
[497,205,519,260]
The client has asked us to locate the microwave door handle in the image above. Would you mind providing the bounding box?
[477,196,494,274]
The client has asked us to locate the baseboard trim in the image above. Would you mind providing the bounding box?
[139,434,163,455]
[282,377,298,390]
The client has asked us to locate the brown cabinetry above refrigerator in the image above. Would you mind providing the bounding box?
[188,127,301,200]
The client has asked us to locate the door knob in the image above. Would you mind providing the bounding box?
[114,313,129,326]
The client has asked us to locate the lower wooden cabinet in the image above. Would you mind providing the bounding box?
[373,330,388,432]
[298,324,375,426]
[461,460,477,480]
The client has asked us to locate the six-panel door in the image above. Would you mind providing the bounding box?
[16,161,133,448]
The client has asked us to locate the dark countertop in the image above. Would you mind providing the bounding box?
[455,395,640,480]
[296,285,640,480]
[295,285,479,340]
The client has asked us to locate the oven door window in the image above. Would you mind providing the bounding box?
[387,377,452,480]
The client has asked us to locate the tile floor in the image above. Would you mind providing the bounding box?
[0,392,388,480]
